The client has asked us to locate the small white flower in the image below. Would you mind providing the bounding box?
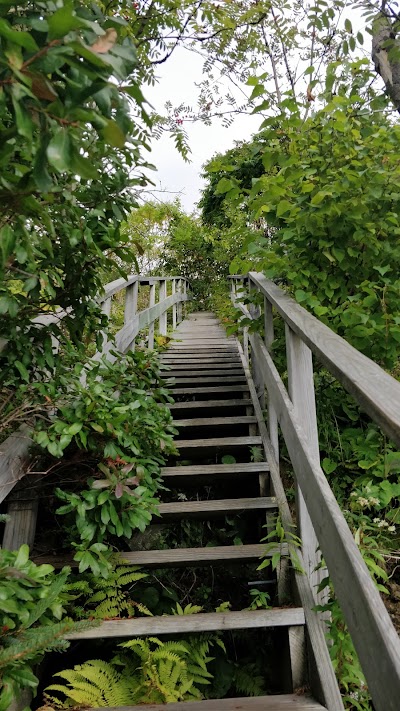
[350,491,357,497]
[369,497,380,506]
[388,525,396,532]
[373,518,380,523]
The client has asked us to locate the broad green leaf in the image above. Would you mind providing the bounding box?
[276,200,291,217]
[101,119,126,148]
[47,130,72,173]
[48,4,85,39]
[0,18,38,51]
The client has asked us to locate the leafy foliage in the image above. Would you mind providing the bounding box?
[44,636,215,707]
[0,546,97,710]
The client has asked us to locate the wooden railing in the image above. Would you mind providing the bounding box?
[230,272,400,711]
[0,274,190,504]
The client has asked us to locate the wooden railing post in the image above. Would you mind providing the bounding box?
[285,325,325,602]
[124,280,138,351]
[264,297,279,466]
[177,279,183,324]
[148,282,156,349]
[172,279,177,330]
[100,297,112,355]
[158,280,167,336]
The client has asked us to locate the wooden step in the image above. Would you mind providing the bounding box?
[168,376,245,380]
[174,416,257,428]
[169,398,253,410]
[34,542,280,569]
[163,361,242,367]
[163,368,244,375]
[175,436,262,454]
[66,608,305,640]
[158,497,277,518]
[169,376,247,385]
[168,349,239,355]
[161,355,241,361]
[162,462,270,478]
[86,694,328,710]
[170,385,250,395]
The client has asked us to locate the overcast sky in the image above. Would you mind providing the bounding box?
[144,48,261,213]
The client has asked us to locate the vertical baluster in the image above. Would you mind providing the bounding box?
[148,282,156,349]
[100,297,112,355]
[172,279,177,330]
[177,279,183,324]
[158,279,167,336]
[264,297,279,465]
[124,280,138,351]
[285,325,326,603]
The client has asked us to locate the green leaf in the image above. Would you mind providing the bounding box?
[276,200,291,217]
[215,177,236,195]
[47,130,72,173]
[0,18,38,51]
[101,119,126,148]
[14,360,29,382]
[48,3,85,39]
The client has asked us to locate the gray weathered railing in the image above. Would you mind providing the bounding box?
[0,275,190,509]
[230,272,400,711]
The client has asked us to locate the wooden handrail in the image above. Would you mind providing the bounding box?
[230,273,400,711]
[248,272,400,447]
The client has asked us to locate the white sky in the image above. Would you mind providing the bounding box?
[144,48,261,213]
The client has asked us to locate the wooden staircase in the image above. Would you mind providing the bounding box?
[67,312,335,710]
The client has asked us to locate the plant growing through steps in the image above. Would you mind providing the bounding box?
[258,514,304,576]
[63,564,152,620]
[0,545,97,711]
[32,350,177,575]
[43,637,215,707]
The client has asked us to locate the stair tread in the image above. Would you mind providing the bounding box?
[163,362,242,369]
[162,462,269,476]
[35,542,281,569]
[86,694,327,710]
[169,376,247,385]
[170,386,249,394]
[174,416,257,426]
[66,608,304,640]
[175,436,262,448]
[158,497,277,516]
[168,370,244,376]
[169,399,253,409]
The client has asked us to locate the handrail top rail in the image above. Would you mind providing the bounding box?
[100,274,190,302]
[234,271,400,448]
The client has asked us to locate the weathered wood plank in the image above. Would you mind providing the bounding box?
[162,462,269,476]
[160,356,240,370]
[175,436,262,451]
[86,694,327,711]
[236,339,343,711]
[157,496,277,517]
[35,543,283,569]
[163,362,242,370]
[250,332,400,711]
[66,608,305,640]
[174,416,257,427]
[167,369,245,377]
[2,491,38,550]
[0,425,32,504]
[285,325,325,603]
[168,376,247,385]
[169,398,253,410]
[249,272,400,448]
[170,385,249,395]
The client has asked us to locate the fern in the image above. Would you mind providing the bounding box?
[233,662,266,696]
[83,565,150,619]
[45,636,218,707]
